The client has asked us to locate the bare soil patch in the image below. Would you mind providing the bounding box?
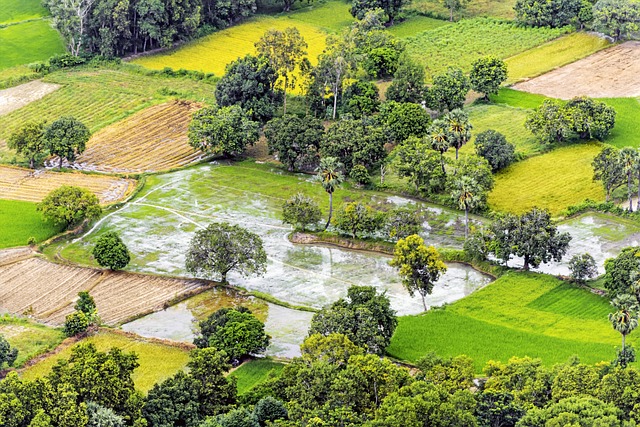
[0,80,60,116]
[0,165,136,204]
[0,257,208,326]
[513,42,640,99]
[0,247,33,266]
[75,100,205,173]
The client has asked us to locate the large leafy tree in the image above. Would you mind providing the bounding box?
[475,129,515,172]
[255,27,308,114]
[426,67,470,113]
[349,0,410,24]
[320,119,386,173]
[43,0,97,56]
[341,80,380,118]
[309,286,397,355]
[564,97,617,141]
[93,231,130,270]
[215,55,280,123]
[603,246,640,297]
[37,185,102,229]
[385,59,427,104]
[333,201,386,238]
[592,147,624,202]
[469,56,507,101]
[316,157,344,230]
[391,136,447,195]
[593,0,640,41]
[185,222,267,283]
[7,121,47,169]
[44,116,91,169]
[514,0,582,27]
[264,115,324,171]
[390,234,447,310]
[282,193,322,231]
[525,99,570,144]
[378,101,431,144]
[188,105,260,157]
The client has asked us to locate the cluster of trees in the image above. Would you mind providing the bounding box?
[63,291,99,337]
[514,0,640,41]
[592,145,640,210]
[9,117,91,170]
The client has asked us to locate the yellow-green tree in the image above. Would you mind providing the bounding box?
[390,234,447,311]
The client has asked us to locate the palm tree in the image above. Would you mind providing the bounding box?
[445,109,472,160]
[619,147,637,212]
[428,119,451,174]
[451,175,480,238]
[316,157,344,230]
[609,293,639,352]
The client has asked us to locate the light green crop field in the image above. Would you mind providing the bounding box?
[21,330,191,393]
[490,87,547,109]
[408,0,517,20]
[0,20,65,71]
[284,0,353,32]
[599,98,640,149]
[0,316,64,367]
[388,16,451,38]
[230,359,285,395]
[505,33,611,84]
[404,18,568,80]
[0,0,48,23]
[488,143,605,215]
[0,67,217,162]
[0,199,61,248]
[388,272,623,372]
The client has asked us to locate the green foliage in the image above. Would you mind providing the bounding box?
[253,396,288,425]
[385,60,427,104]
[475,390,526,427]
[341,80,380,118]
[469,56,507,100]
[333,201,386,238]
[514,0,581,27]
[426,67,470,113]
[349,164,371,186]
[569,253,598,284]
[603,247,640,297]
[378,101,431,144]
[264,115,323,171]
[392,136,448,195]
[229,359,284,396]
[518,396,624,426]
[43,116,90,169]
[7,121,47,169]
[592,146,625,202]
[93,232,130,270]
[474,130,515,171]
[301,333,366,366]
[0,335,18,368]
[390,234,447,310]
[215,55,280,123]
[75,291,97,320]
[321,119,386,172]
[417,353,475,392]
[443,0,471,21]
[194,308,270,364]
[349,0,410,23]
[144,371,202,427]
[37,186,102,229]
[188,106,260,158]
[593,0,640,41]
[309,286,397,355]
[63,311,90,337]
[524,99,570,144]
[444,108,472,159]
[185,222,267,283]
[385,207,423,241]
[87,402,125,427]
[282,193,322,231]
[217,408,259,427]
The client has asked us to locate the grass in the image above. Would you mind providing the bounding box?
[387,272,622,372]
[404,18,568,79]
[0,199,61,248]
[488,143,605,215]
[0,20,65,71]
[505,33,611,84]
[407,0,517,20]
[388,16,451,38]
[284,0,353,32]
[0,316,64,367]
[21,330,191,393]
[490,87,548,109]
[0,0,48,24]
[598,98,640,149]
[230,359,285,394]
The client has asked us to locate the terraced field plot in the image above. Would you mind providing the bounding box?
[0,80,60,116]
[77,101,204,173]
[0,166,136,204]
[0,257,207,326]
[514,42,640,99]
[0,315,64,367]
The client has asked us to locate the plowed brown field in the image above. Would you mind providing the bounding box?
[0,257,207,326]
[513,41,640,99]
[76,101,204,173]
[0,165,136,204]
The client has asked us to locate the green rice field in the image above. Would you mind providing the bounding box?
[230,359,285,394]
[0,199,61,248]
[0,315,64,367]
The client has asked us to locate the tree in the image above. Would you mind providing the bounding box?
[188,348,237,417]
[593,0,640,41]
[385,60,427,104]
[333,202,386,238]
[469,57,507,101]
[44,116,90,169]
[37,186,102,229]
[450,175,483,239]
[427,67,470,113]
[378,101,431,144]
[514,0,582,27]
[475,130,515,172]
[86,402,125,427]
[0,335,18,368]
[185,222,267,283]
[609,294,639,355]
[7,121,47,169]
[603,246,640,297]
[427,119,452,174]
[569,253,598,284]
[188,106,260,158]
[564,97,616,141]
[255,27,308,114]
[143,371,202,427]
[518,396,624,427]
[391,136,447,195]
[316,157,344,230]
[475,391,526,427]
[264,116,324,171]
[341,80,380,118]
[525,99,570,144]
[93,232,130,270]
[619,147,637,211]
[217,408,259,427]
[43,0,97,56]
[511,208,571,271]
[593,146,625,202]
[253,396,288,425]
[301,333,365,366]
[215,55,280,123]
[282,193,322,231]
[349,0,410,24]
[194,308,269,365]
[445,109,472,159]
[63,311,90,336]
[321,119,386,173]
[390,234,447,310]
[443,0,470,21]
[385,208,423,241]
[309,286,397,355]
[75,290,97,322]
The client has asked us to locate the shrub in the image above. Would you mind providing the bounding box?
[282,194,322,231]
[349,164,371,186]
[93,232,130,270]
[253,396,288,425]
[569,253,598,284]
[333,202,386,238]
[63,311,90,337]
[0,335,18,368]
[475,130,515,171]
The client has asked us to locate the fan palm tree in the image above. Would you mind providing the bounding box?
[428,119,451,174]
[451,175,480,238]
[609,293,639,352]
[619,147,637,211]
[445,109,472,159]
[316,156,344,230]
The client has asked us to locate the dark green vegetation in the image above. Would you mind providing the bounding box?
[0,199,61,248]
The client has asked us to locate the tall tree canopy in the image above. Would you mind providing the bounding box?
[188,105,260,157]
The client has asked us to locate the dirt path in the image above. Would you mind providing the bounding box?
[0,80,60,116]
[513,41,640,99]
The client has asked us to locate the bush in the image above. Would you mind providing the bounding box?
[37,186,102,229]
[282,193,322,231]
[349,164,371,186]
[333,202,386,238]
[63,311,90,337]
[475,130,515,171]
[92,232,130,270]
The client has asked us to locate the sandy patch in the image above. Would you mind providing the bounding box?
[0,80,60,116]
